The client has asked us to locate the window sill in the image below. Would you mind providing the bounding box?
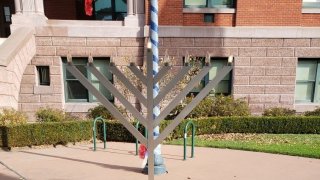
[183,8,235,14]
[295,103,320,113]
[302,8,320,14]
[65,102,99,112]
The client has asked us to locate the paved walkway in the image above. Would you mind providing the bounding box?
[0,142,320,180]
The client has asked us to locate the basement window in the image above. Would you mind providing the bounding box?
[37,66,50,86]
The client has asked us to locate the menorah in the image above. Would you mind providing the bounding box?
[66,49,233,180]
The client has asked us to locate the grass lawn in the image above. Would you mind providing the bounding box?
[165,134,320,159]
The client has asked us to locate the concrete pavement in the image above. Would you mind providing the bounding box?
[0,142,320,180]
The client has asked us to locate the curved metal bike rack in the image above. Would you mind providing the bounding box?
[184,120,195,160]
[93,116,107,151]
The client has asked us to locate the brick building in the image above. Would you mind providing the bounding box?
[0,0,320,120]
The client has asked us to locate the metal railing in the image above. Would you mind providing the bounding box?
[135,121,148,155]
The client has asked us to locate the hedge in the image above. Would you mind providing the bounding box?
[1,116,320,148]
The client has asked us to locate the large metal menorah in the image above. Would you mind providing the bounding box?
[66,49,233,180]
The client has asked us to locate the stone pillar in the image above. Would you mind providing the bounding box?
[11,0,47,30]
[124,0,145,26]
[14,0,22,14]
[127,0,134,16]
[21,0,44,14]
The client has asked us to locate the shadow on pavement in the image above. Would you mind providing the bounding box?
[20,151,142,174]
[0,173,21,180]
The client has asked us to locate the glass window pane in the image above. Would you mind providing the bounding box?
[184,0,207,7]
[214,80,230,94]
[92,82,113,101]
[208,0,235,8]
[37,66,50,86]
[296,61,317,81]
[209,59,230,80]
[295,82,314,102]
[66,65,87,79]
[67,81,88,100]
[303,0,320,8]
[95,0,113,20]
[115,0,127,12]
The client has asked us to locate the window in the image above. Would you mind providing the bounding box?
[3,6,11,23]
[184,0,235,8]
[184,57,232,96]
[303,0,320,8]
[62,57,113,102]
[75,0,127,21]
[37,66,50,86]
[295,59,320,103]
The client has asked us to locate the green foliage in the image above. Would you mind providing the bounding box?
[1,121,92,148]
[36,108,76,123]
[304,107,320,116]
[0,109,27,126]
[87,105,115,120]
[210,95,250,117]
[263,107,296,117]
[1,116,320,148]
[167,95,250,119]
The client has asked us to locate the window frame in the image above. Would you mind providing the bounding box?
[183,56,232,96]
[302,0,320,8]
[184,0,235,8]
[295,58,320,103]
[36,66,50,86]
[62,57,114,103]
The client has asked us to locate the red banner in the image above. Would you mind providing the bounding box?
[85,0,93,16]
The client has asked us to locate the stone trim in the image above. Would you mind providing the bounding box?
[144,26,320,38]
[302,8,320,14]
[183,8,235,14]
[0,27,35,66]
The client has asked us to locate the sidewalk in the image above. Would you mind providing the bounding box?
[1,142,320,180]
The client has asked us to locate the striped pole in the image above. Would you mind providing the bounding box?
[150,0,161,156]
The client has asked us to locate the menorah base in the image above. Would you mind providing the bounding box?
[142,154,167,175]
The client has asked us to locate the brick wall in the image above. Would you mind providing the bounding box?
[19,36,145,120]
[158,37,320,114]
[236,0,302,26]
[144,0,320,27]
[302,14,320,26]
[146,0,234,26]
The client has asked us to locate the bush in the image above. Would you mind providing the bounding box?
[36,108,76,123]
[210,95,250,117]
[167,95,250,119]
[0,109,27,126]
[1,116,320,148]
[87,105,115,120]
[304,107,320,116]
[263,107,296,117]
[87,105,130,120]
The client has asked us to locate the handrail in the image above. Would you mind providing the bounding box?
[135,121,148,155]
[93,117,107,151]
[184,120,195,160]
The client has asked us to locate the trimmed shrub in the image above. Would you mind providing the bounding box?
[263,107,296,117]
[0,109,27,126]
[167,95,250,119]
[1,116,320,148]
[210,95,250,116]
[36,108,76,122]
[87,105,115,120]
[304,107,320,116]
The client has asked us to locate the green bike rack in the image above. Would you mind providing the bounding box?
[184,120,195,160]
[93,116,107,151]
[135,121,148,155]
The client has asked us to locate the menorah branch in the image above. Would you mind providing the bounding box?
[88,64,148,127]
